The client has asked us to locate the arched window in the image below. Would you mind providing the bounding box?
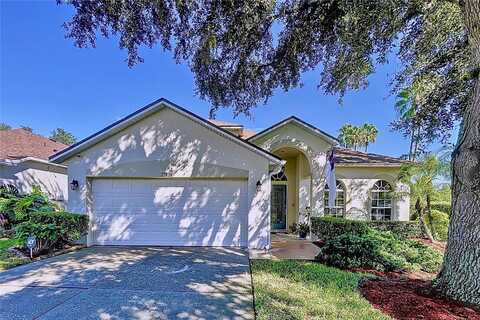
[324,180,345,217]
[371,180,393,221]
[271,166,288,181]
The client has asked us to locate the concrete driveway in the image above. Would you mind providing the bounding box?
[0,247,254,320]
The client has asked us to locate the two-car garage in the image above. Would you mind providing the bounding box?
[91,178,248,247]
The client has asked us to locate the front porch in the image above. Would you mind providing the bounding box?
[270,146,315,232]
[249,233,321,260]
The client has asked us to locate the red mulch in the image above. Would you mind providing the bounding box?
[360,276,480,320]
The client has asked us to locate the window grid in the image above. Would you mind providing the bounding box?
[324,181,345,218]
[371,180,392,221]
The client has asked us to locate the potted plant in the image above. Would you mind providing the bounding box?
[297,222,310,239]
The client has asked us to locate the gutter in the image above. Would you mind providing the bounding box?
[0,157,67,169]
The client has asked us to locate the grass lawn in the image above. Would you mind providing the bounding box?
[0,238,26,271]
[251,260,389,320]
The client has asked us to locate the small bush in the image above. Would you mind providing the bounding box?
[29,211,88,243]
[431,202,451,215]
[0,186,57,226]
[14,211,88,256]
[427,210,449,241]
[1,188,88,257]
[15,222,60,254]
[316,229,442,273]
[311,217,422,241]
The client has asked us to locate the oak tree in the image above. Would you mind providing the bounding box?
[59,0,480,305]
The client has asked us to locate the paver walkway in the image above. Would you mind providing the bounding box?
[250,233,321,260]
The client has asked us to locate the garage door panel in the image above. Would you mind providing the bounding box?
[96,225,244,246]
[95,214,244,227]
[92,179,247,246]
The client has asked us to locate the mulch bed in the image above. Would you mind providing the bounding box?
[313,237,478,319]
[359,275,480,320]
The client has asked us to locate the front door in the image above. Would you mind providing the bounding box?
[271,184,287,230]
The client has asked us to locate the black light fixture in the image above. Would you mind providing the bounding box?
[70,179,79,190]
[256,180,262,191]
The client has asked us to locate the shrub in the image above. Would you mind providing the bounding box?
[427,210,449,241]
[316,229,443,273]
[0,186,57,225]
[311,217,370,241]
[15,222,60,254]
[14,211,88,256]
[311,217,422,241]
[431,202,451,215]
[368,220,422,238]
[29,211,88,243]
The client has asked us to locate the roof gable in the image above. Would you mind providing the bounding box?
[50,98,282,164]
[248,116,339,145]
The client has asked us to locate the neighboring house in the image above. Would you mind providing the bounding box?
[0,128,68,204]
[50,98,409,249]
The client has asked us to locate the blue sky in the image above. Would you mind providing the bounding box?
[1,1,453,157]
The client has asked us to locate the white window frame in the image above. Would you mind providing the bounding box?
[370,180,393,221]
[324,180,346,218]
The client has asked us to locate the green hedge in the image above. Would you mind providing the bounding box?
[311,217,370,240]
[311,217,422,241]
[368,220,422,238]
[315,229,443,273]
[431,202,451,215]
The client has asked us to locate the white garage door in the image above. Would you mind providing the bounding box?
[92,178,248,246]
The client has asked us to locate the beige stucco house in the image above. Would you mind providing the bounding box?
[50,98,409,249]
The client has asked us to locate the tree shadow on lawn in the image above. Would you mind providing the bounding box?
[251,259,389,320]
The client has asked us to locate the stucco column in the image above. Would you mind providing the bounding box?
[247,170,271,249]
[310,152,327,216]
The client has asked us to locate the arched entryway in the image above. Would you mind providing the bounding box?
[271,147,312,231]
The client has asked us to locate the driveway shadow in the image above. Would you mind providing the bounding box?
[0,246,254,319]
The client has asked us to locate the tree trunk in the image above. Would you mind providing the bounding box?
[416,199,434,242]
[426,194,437,240]
[408,127,415,161]
[412,128,419,162]
[435,0,480,306]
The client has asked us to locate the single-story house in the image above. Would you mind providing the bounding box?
[50,98,409,249]
[0,128,68,205]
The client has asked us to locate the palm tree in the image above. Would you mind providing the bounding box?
[397,154,442,241]
[361,123,378,152]
[338,124,357,149]
[339,124,378,151]
[395,87,419,161]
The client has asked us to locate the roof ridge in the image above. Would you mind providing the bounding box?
[334,146,404,160]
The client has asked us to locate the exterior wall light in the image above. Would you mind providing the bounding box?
[70,179,79,190]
